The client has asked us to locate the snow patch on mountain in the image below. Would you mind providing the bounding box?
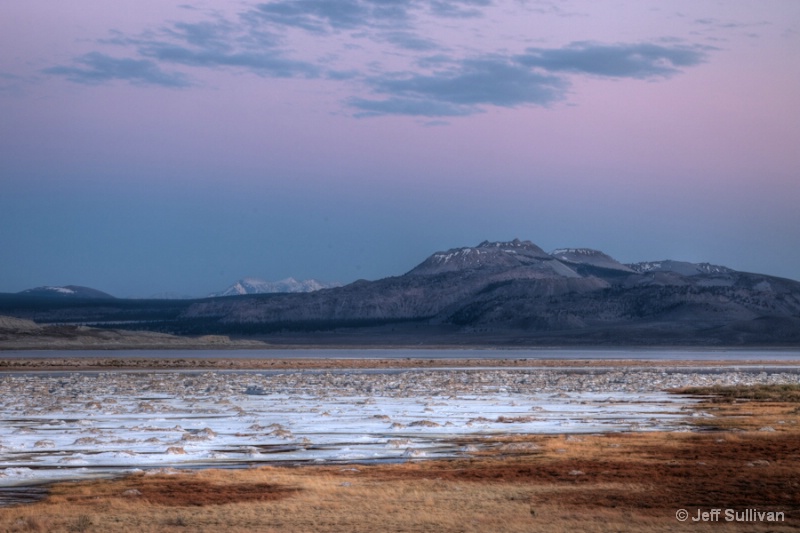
[627,261,734,276]
[551,248,635,273]
[18,286,115,299]
[211,277,340,297]
[407,239,576,277]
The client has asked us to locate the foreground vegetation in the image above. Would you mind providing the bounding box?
[674,383,800,403]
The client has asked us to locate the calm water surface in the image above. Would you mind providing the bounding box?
[1,348,799,361]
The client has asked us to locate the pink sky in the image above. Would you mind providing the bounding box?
[1,1,799,296]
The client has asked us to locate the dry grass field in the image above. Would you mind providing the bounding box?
[2,381,799,532]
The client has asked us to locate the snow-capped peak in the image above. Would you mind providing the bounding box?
[210,277,340,297]
[407,239,574,277]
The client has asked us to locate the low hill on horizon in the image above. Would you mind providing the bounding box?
[17,285,116,300]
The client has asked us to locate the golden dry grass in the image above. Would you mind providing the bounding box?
[2,385,800,532]
[675,383,800,402]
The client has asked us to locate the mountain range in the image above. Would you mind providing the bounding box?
[2,239,799,346]
[11,278,340,301]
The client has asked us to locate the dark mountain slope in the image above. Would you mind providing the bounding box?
[2,239,799,346]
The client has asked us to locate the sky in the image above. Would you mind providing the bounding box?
[1,1,799,298]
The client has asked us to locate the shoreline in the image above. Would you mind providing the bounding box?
[3,341,800,351]
[2,356,800,372]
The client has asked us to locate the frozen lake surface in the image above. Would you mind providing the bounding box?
[2,356,800,493]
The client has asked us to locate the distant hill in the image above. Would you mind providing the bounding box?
[17,285,115,299]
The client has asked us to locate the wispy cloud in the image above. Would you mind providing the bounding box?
[137,32,320,79]
[694,17,770,31]
[517,42,709,79]
[349,96,475,117]
[430,0,493,19]
[249,0,413,33]
[46,12,320,85]
[130,15,320,78]
[351,41,710,117]
[43,52,191,87]
[248,0,493,33]
[354,57,566,116]
[382,31,441,51]
[41,3,712,117]
[691,16,770,41]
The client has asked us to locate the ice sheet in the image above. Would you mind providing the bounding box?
[1,367,798,488]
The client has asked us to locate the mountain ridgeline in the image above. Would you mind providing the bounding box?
[179,239,800,345]
[2,240,799,346]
